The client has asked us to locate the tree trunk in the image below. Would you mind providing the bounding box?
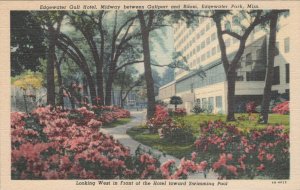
[105,69,114,105]
[46,27,56,106]
[96,58,104,105]
[55,61,64,109]
[84,71,97,105]
[138,11,156,119]
[260,12,279,124]
[226,70,237,121]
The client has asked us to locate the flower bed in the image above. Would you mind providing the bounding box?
[194,120,289,179]
[272,101,289,115]
[11,106,206,179]
[147,105,194,143]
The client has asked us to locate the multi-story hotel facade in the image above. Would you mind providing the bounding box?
[158,12,290,114]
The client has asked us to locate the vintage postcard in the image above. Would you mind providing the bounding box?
[1,0,300,190]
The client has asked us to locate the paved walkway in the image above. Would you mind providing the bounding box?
[100,110,217,179]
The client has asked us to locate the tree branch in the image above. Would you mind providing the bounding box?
[116,60,144,72]
[222,30,242,40]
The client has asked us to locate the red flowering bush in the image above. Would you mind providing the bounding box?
[147,105,173,133]
[147,106,193,143]
[11,106,206,179]
[194,121,289,179]
[272,101,289,114]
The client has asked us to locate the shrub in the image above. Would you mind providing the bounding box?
[194,121,289,179]
[191,104,204,114]
[146,105,172,133]
[169,96,183,109]
[272,101,289,114]
[161,117,195,144]
[11,107,207,179]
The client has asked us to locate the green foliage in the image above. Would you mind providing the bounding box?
[11,11,46,76]
[162,117,195,144]
[12,70,43,90]
[169,96,183,108]
[191,104,204,114]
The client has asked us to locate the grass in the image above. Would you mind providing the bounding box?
[182,113,290,134]
[126,113,289,159]
[127,126,194,159]
[102,117,132,128]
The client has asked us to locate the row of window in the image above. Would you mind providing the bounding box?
[176,63,226,93]
[196,96,223,110]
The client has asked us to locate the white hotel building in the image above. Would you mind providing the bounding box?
[158,13,290,114]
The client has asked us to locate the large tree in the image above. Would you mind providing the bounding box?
[138,10,157,119]
[68,11,106,105]
[193,10,283,121]
[34,12,65,106]
[260,10,288,123]
[56,32,98,105]
[104,11,144,106]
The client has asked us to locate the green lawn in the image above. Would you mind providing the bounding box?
[182,113,289,134]
[127,126,194,159]
[102,117,132,128]
[126,113,289,159]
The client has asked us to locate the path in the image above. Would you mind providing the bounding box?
[100,110,217,179]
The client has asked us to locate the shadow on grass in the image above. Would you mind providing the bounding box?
[102,117,133,128]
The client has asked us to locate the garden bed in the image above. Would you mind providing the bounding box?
[127,106,290,179]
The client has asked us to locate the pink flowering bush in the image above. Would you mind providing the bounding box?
[272,101,289,114]
[146,105,173,133]
[194,121,289,179]
[147,106,194,143]
[11,106,206,179]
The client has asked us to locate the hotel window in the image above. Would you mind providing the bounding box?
[206,37,211,45]
[197,57,200,64]
[206,23,210,31]
[225,39,231,47]
[212,47,216,56]
[196,99,201,107]
[201,54,206,61]
[273,66,280,85]
[232,16,240,26]
[202,98,207,109]
[207,51,211,58]
[197,45,200,52]
[211,33,216,41]
[193,48,196,55]
[208,97,214,109]
[246,53,252,65]
[233,37,238,44]
[284,37,290,53]
[201,41,205,49]
[286,64,290,83]
[275,41,280,55]
[216,96,222,108]
[201,29,205,35]
[225,21,231,31]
